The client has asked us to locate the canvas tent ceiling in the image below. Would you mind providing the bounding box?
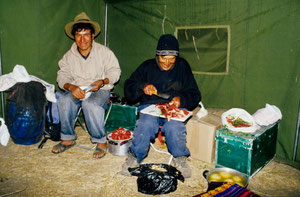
[0,0,299,163]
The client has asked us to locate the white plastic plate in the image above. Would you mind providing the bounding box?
[140,104,192,122]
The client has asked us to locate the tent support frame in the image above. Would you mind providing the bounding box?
[0,37,5,119]
[292,99,300,161]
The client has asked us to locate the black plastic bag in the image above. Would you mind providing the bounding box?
[129,163,184,195]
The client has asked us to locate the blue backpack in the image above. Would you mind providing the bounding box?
[38,92,61,149]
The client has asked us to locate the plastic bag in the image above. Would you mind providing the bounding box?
[221,108,259,133]
[196,102,208,119]
[252,104,282,126]
[129,163,184,195]
[6,81,46,145]
[0,118,10,146]
[7,101,44,145]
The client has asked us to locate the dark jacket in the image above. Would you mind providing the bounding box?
[124,57,201,111]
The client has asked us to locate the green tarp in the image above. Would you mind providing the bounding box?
[0,0,299,163]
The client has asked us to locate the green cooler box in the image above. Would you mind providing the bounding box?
[105,103,137,133]
[215,123,278,177]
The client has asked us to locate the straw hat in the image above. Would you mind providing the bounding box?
[64,12,101,39]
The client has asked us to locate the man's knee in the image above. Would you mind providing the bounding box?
[136,116,158,132]
[58,93,74,109]
[58,92,72,101]
[82,100,105,113]
[164,121,185,131]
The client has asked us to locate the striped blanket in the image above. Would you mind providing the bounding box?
[196,182,260,197]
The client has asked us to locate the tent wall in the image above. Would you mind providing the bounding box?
[0,0,299,163]
[0,0,106,86]
[0,0,106,120]
[105,0,300,163]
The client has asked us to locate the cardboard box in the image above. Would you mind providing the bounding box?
[215,123,278,177]
[186,108,226,163]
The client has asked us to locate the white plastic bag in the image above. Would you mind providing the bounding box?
[0,65,56,102]
[252,104,282,126]
[0,118,10,146]
[221,108,259,133]
[196,102,208,119]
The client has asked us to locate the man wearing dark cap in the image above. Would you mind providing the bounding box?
[121,34,201,178]
[52,12,121,159]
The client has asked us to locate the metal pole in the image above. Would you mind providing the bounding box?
[104,0,108,46]
[0,37,5,119]
[292,99,300,161]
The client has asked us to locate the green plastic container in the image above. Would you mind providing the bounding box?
[215,123,278,177]
[105,103,137,133]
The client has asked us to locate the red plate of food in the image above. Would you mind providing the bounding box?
[140,104,192,122]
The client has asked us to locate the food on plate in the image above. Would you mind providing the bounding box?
[109,127,132,140]
[155,103,190,121]
[226,115,252,128]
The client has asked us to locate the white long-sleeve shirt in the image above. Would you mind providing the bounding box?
[57,41,121,90]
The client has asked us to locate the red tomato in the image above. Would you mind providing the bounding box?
[110,127,131,140]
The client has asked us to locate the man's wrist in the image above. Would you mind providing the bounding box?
[100,79,105,87]
[101,78,109,87]
[63,83,72,91]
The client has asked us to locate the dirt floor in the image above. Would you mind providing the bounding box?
[1,126,300,197]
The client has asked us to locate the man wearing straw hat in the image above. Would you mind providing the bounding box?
[52,12,121,159]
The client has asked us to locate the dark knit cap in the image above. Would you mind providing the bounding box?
[156,34,179,56]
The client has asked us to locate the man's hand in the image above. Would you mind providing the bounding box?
[90,78,109,92]
[143,83,157,96]
[169,96,181,108]
[64,83,85,99]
